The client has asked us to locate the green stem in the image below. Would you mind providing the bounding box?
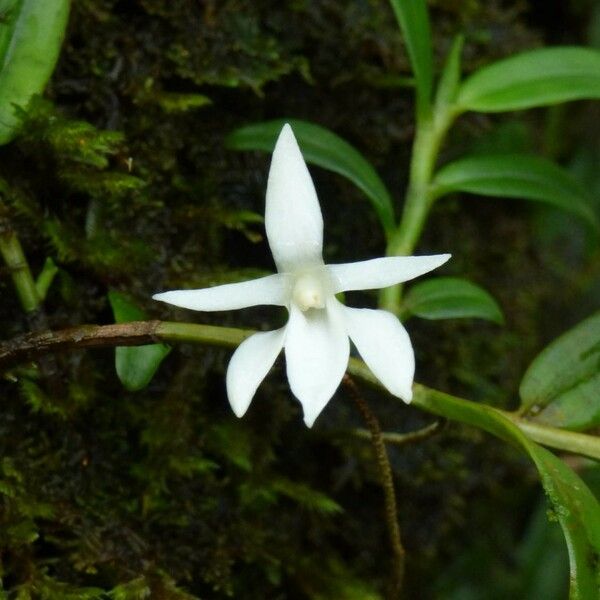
[0,321,598,462]
[379,106,457,313]
[0,227,41,313]
[346,358,600,462]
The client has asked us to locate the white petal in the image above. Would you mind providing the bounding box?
[226,328,286,417]
[284,299,349,427]
[153,274,288,311]
[328,254,451,293]
[265,124,324,272]
[344,306,414,402]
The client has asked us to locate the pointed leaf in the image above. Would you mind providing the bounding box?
[388,0,434,117]
[227,119,396,239]
[108,291,170,392]
[431,154,599,230]
[403,277,504,324]
[520,311,600,431]
[457,47,600,113]
[0,0,70,144]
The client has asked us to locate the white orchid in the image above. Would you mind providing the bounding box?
[154,124,450,427]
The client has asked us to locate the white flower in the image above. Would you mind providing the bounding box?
[154,124,450,427]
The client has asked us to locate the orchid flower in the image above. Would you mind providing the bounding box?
[154,124,450,426]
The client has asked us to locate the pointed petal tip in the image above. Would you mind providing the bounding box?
[402,388,413,404]
[230,403,248,419]
[303,413,317,428]
[152,292,167,302]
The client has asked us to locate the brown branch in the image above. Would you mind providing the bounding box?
[343,374,405,599]
[0,320,162,368]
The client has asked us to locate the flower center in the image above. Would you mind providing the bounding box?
[292,272,327,311]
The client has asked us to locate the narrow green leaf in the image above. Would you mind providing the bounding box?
[403,277,504,324]
[520,311,600,431]
[0,0,70,144]
[388,0,434,118]
[227,118,396,238]
[457,47,600,113]
[34,257,58,301]
[434,35,464,109]
[431,154,599,230]
[108,291,170,392]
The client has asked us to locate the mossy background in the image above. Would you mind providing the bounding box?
[1,1,599,598]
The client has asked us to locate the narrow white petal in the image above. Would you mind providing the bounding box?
[265,124,324,272]
[226,328,286,417]
[344,306,414,402]
[153,274,288,311]
[284,299,349,427]
[328,254,451,293]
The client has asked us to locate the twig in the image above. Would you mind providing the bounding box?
[352,420,444,446]
[342,374,405,599]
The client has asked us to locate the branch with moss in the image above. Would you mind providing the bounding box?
[1,320,598,463]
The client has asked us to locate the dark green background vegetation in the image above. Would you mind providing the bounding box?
[1,1,599,597]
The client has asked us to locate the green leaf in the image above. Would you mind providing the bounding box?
[0,0,70,144]
[431,154,599,230]
[388,0,434,118]
[457,47,600,113]
[434,35,464,109]
[226,118,396,239]
[520,311,600,431]
[108,291,170,392]
[34,257,58,301]
[403,277,504,324]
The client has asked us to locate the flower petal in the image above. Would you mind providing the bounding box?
[265,124,324,272]
[328,254,451,293]
[153,274,288,311]
[284,300,349,427]
[226,328,286,417]
[344,306,414,402]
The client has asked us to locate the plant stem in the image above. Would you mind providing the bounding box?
[380,107,457,313]
[0,226,41,313]
[0,320,598,462]
[342,374,405,599]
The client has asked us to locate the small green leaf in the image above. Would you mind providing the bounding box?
[34,257,59,301]
[388,0,434,118]
[431,154,599,230]
[227,119,396,239]
[403,277,504,324]
[434,35,464,109]
[108,291,170,392]
[0,0,70,144]
[520,311,600,431]
[457,47,600,113]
